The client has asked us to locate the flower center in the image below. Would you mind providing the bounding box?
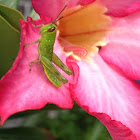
[57,1,111,60]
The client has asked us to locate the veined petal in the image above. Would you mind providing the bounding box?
[31,0,94,20]
[99,0,140,17]
[0,17,75,125]
[100,10,140,80]
[70,54,140,139]
[58,1,111,58]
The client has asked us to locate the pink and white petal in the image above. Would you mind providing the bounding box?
[99,0,140,17]
[0,18,75,125]
[70,54,140,139]
[94,113,137,140]
[31,0,95,19]
[100,10,140,80]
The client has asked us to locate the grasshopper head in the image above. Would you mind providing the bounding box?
[40,23,57,35]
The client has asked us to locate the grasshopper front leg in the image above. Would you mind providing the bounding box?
[24,39,41,71]
[30,19,44,28]
[24,38,41,48]
[29,60,40,71]
[41,56,68,84]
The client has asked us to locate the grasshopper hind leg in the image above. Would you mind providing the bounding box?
[52,53,73,75]
[43,65,62,87]
[41,56,68,84]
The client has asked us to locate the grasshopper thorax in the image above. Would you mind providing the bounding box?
[40,23,57,35]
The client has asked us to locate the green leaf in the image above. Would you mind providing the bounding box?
[30,9,40,20]
[0,15,20,78]
[0,4,25,78]
[0,4,24,32]
[0,127,54,140]
[0,0,19,9]
[86,120,112,140]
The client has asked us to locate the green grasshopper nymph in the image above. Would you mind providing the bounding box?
[24,6,73,87]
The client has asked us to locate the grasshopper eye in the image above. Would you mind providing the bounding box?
[47,27,56,32]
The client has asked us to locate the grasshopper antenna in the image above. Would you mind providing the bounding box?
[52,5,67,24]
[53,16,64,23]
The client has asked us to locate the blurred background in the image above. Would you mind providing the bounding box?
[19,0,32,18]
[0,0,113,139]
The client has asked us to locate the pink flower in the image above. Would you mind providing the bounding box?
[1,0,140,139]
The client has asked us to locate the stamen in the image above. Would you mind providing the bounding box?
[96,46,102,50]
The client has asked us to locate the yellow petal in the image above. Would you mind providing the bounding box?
[57,1,111,59]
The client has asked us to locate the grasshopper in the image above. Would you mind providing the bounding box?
[24,6,73,87]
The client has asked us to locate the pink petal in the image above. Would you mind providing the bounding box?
[31,0,95,19]
[99,0,140,17]
[70,54,140,139]
[0,17,75,125]
[77,0,95,5]
[100,10,140,80]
